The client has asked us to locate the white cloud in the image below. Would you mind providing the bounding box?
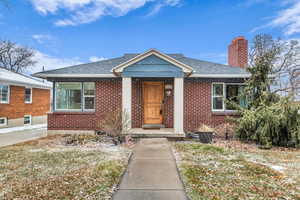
[270,1,300,35]
[32,34,54,44]
[252,1,300,36]
[31,50,82,73]
[89,56,106,62]
[29,0,181,26]
[145,0,180,17]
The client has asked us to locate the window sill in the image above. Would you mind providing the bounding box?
[212,111,239,116]
[49,111,96,115]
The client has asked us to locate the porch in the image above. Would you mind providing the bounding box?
[115,50,194,137]
[122,77,185,135]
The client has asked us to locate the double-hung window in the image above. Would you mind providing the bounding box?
[212,83,224,111]
[212,83,246,111]
[25,88,32,103]
[55,82,95,111]
[83,82,95,110]
[0,84,9,104]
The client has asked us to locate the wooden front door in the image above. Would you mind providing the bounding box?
[143,81,164,125]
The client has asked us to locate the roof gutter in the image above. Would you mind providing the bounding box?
[190,74,251,78]
[33,73,117,78]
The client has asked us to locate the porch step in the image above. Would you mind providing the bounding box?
[142,124,165,129]
[130,133,185,138]
[128,128,185,138]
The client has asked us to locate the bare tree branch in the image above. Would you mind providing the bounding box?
[0,40,37,73]
[248,34,300,100]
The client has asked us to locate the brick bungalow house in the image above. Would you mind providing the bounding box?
[0,68,51,128]
[34,36,249,137]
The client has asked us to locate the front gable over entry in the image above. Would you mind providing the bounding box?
[123,55,184,77]
[112,49,194,77]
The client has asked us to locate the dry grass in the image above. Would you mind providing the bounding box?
[0,135,131,200]
[173,140,300,200]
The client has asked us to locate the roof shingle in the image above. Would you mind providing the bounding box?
[34,53,249,77]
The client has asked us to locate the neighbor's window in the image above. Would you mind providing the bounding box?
[0,85,9,104]
[55,82,95,111]
[212,83,246,111]
[0,117,7,126]
[24,115,31,125]
[25,88,32,103]
[83,82,95,110]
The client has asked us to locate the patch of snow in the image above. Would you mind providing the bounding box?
[28,149,44,153]
[270,165,285,172]
[0,68,52,88]
[99,143,122,153]
[0,124,47,134]
[250,160,285,172]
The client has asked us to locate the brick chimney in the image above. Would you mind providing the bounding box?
[228,36,248,68]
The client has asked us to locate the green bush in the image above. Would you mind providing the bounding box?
[234,97,300,148]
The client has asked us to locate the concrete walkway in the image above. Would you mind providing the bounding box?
[113,138,187,200]
[0,127,47,147]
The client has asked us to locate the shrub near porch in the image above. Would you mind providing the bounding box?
[0,135,131,200]
[173,142,300,200]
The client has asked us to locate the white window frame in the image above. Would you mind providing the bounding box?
[25,87,32,104]
[0,84,10,104]
[54,82,82,112]
[24,115,32,125]
[83,83,96,111]
[54,82,95,112]
[212,82,246,112]
[212,82,225,111]
[0,117,7,126]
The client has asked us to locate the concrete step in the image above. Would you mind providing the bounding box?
[142,124,165,129]
[130,133,185,138]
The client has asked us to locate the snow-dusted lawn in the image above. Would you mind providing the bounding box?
[0,135,131,200]
[173,140,300,200]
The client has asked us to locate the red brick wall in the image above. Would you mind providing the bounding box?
[131,79,143,128]
[184,78,241,132]
[48,79,122,130]
[131,79,174,128]
[48,78,242,131]
[0,86,50,119]
[228,36,248,68]
[163,80,174,128]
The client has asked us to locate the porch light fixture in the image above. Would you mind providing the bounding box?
[165,84,173,96]
[165,84,173,90]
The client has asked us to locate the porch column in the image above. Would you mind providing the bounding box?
[174,77,184,134]
[122,77,132,129]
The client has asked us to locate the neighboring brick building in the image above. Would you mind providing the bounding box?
[0,68,51,128]
[34,36,249,137]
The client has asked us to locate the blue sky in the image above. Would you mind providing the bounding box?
[1,0,300,73]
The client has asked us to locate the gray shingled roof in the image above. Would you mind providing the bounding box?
[34,53,249,76]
